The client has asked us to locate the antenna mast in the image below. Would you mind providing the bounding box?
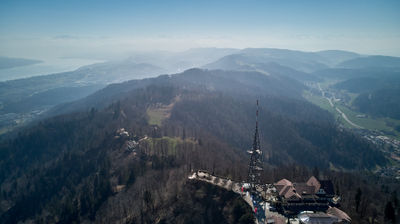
[247,100,263,192]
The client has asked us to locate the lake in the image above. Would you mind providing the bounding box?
[0,58,104,82]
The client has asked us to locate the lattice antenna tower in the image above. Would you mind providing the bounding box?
[247,100,263,192]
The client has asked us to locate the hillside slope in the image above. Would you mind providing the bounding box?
[0,68,389,223]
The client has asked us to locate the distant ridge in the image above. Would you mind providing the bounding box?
[337,55,400,69]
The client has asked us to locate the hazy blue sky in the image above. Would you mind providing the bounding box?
[1,0,399,59]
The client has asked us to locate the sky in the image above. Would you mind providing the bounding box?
[0,0,399,59]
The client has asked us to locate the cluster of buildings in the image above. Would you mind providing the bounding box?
[0,109,46,134]
[263,176,350,224]
[357,129,400,152]
[114,128,144,153]
[275,176,335,208]
[353,129,400,179]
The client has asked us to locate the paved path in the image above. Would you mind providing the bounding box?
[188,171,294,224]
[335,107,364,129]
[189,171,262,223]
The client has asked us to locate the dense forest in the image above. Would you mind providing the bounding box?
[353,88,400,120]
[0,69,399,223]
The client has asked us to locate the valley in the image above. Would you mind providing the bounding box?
[304,81,400,179]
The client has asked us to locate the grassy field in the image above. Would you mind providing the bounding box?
[147,108,165,126]
[303,90,353,128]
[303,90,336,114]
[146,97,178,126]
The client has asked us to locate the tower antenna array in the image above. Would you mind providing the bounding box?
[247,100,263,192]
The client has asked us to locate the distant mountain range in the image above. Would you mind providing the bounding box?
[337,55,400,69]
[204,48,362,73]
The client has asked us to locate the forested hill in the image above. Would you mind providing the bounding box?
[0,68,389,223]
[44,68,387,170]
